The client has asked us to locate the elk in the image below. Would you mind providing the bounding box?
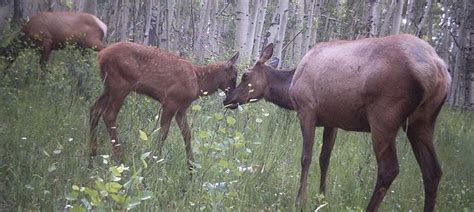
[224,43,335,200]
[90,41,239,169]
[226,34,451,212]
[3,12,107,68]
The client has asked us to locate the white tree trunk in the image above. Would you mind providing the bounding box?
[265,0,289,66]
[144,0,154,45]
[293,0,305,60]
[120,0,130,41]
[390,0,404,35]
[404,0,414,32]
[235,0,250,61]
[310,0,321,45]
[251,0,268,61]
[244,0,260,61]
[302,0,316,55]
[378,0,396,37]
[416,0,433,37]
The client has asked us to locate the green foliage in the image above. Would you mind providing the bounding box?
[0,46,473,211]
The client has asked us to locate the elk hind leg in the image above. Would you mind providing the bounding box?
[175,106,194,171]
[102,91,128,159]
[406,119,442,212]
[89,92,109,157]
[366,126,400,212]
[319,127,337,194]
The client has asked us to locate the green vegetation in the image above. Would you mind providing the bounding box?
[1,47,473,211]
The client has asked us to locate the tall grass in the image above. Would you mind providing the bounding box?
[0,47,473,211]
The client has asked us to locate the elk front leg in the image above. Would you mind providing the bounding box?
[295,109,317,210]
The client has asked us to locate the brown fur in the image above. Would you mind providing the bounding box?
[291,34,450,211]
[21,12,107,67]
[225,34,451,211]
[90,41,239,169]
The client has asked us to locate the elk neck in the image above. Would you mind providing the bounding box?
[264,68,296,110]
[194,63,227,97]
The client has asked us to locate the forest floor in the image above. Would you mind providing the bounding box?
[1,48,473,211]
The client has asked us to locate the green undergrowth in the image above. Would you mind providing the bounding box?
[0,46,473,211]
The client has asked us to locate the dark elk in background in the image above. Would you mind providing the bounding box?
[225,34,451,211]
[1,12,107,69]
[90,41,239,169]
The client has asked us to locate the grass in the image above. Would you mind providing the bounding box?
[0,47,473,211]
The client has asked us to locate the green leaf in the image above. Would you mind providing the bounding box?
[109,166,121,177]
[213,113,224,120]
[140,191,153,200]
[226,116,236,125]
[110,194,126,204]
[140,151,151,160]
[198,130,209,139]
[66,191,79,201]
[83,188,101,205]
[71,204,86,212]
[192,104,202,111]
[126,197,142,210]
[139,129,148,141]
[72,185,80,191]
[105,182,122,193]
[218,160,230,169]
[48,163,57,172]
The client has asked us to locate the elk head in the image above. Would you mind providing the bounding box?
[223,43,279,109]
[218,52,240,96]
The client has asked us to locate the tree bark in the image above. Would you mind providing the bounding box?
[251,0,268,61]
[390,0,404,35]
[244,0,260,61]
[302,0,316,55]
[404,0,414,32]
[416,0,433,37]
[378,0,396,37]
[120,0,130,41]
[293,0,305,60]
[235,0,250,61]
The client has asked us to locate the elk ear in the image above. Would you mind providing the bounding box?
[267,57,279,68]
[258,43,274,63]
[226,52,239,68]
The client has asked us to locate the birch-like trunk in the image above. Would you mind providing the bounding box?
[293,0,305,60]
[143,0,154,45]
[244,0,260,61]
[265,0,289,65]
[235,0,250,61]
[378,0,396,37]
[390,0,404,35]
[302,0,316,55]
[251,0,268,61]
[120,0,130,41]
[310,0,321,45]
[416,0,433,37]
[404,0,414,32]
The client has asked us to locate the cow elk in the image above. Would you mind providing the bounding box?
[90,41,239,170]
[226,34,451,212]
[2,12,107,68]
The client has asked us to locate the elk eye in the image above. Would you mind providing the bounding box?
[242,73,248,80]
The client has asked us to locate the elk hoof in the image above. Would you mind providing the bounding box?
[112,144,123,161]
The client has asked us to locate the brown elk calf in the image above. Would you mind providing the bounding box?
[20,12,107,67]
[90,42,239,169]
[225,34,451,212]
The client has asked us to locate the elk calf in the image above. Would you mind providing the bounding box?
[90,42,239,169]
